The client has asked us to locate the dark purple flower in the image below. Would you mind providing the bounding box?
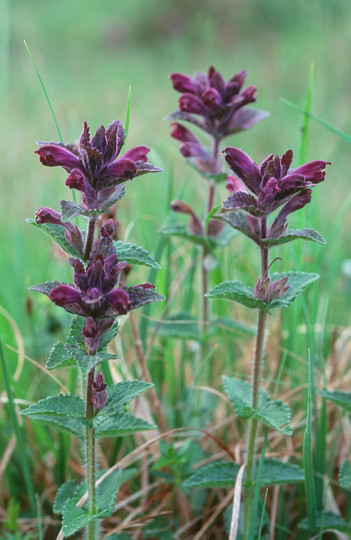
[170,66,266,139]
[92,372,108,411]
[35,207,84,255]
[48,253,130,318]
[223,148,330,235]
[35,121,162,212]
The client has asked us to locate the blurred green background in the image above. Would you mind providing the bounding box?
[1,0,351,386]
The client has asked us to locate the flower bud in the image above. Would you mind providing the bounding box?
[92,372,108,411]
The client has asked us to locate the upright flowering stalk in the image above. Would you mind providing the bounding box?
[164,66,268,336]
[21,120,164,539]
[206,147,329,536]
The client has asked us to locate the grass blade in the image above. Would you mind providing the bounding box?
[257,488,269,540]
[303,348,317,534]
[24,40,63,142]
[124,85,132,142]
[281,97,351,144]
[299,63,314,165]
[0,340,36,511]
[36,493,43,540]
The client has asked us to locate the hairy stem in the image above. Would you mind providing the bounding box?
[243,219,269,538]
[84,218,96,261]
[86,368,97,539]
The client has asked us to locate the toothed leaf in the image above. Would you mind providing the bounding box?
[206,272,319,311]
[318,389,351,413]
[46,342,77,370]
[223,376,292,435]
[340,460,351,488]
[184,458,303,488]
[114,241,161,269]
[26,218,81,257]
[96,412,156,438]
[262,228,326,247]
[214,211,259,243]
[298,512,351,534]
[54,481,78,514]
[21,394,85,421]
[94,380,153,427]
[125,286,165,310]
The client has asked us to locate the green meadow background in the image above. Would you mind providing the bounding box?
[1,0,351,536]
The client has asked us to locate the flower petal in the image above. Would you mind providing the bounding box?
[223,147,261,194]
[170,73,197,94]
[35,143,81,172]
[49,284,82,307]
[122,145,149,163]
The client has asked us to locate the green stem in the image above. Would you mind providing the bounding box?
[86,368,97,539]
[243,219,269,539]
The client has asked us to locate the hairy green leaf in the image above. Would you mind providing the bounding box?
[46,342,77,370]
[206,272,319,311]
[54,481,78,514]
[206,280,266,309]
[268,272,320,309]
[24,414,84,439]
[223,377,292,435]
[60,200,84,222]
[214,211,259,243]
[184,458,303,488]
[96,412,156,438]
[114,241,161,269]
[340,461,351,488]
[96,468,122,515]
[298,511,351,533]
[262,228,326,247]
[318,389,351,413]
[94,380,153,427]
[61,469,122,535]
[62,502,106,537]
[26,219,81,258]
[21,394,85,421]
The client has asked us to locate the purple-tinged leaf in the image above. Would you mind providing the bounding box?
[228,108,269,134]
[125,286,165,310]
[29,281,62,296]
[60,200,84,222]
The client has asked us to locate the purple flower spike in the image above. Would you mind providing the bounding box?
[35,120,162,213]
[222,148,330,229]
[92,372,108,411]
[169,66,266,140]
